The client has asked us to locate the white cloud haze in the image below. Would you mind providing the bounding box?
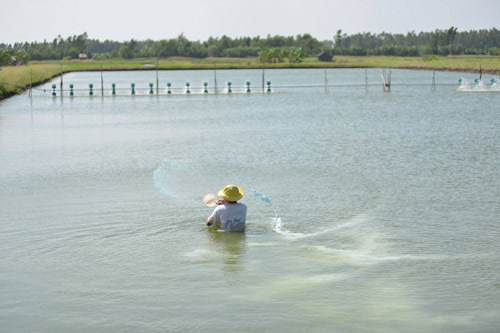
[1,0,499,43]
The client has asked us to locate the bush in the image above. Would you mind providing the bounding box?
[259,47,305,63]
[186,44,208,58]
[0,50,12,65]
[488,47,500,56]
[222,47,259,58]
[407,46,420,56]
[287,47,306,63]
[379,45,396,56]
[66,47,79,59]
[119,40,137,59]
[349,46,366,56]
[422,55,438,61]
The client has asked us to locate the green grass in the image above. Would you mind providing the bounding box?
[328,55,500,73]
[2,55,499,99]
[0,64,62,99]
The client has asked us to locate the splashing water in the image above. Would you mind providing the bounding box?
[246,184,283,233]
[457,77,500,92]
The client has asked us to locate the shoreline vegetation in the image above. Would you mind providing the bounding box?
[1,55,500,100]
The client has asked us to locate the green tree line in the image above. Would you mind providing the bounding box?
[333,27,500,56]
[1,28,499,65]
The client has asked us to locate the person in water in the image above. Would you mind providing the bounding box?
[206,184,247,231]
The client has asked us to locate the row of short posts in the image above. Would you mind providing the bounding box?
[51,81,271,96]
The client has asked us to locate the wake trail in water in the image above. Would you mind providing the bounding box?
[276,213,371,240]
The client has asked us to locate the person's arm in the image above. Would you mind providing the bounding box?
[206,218,221,227]
[206,205,220,227]
[206,200,226,226]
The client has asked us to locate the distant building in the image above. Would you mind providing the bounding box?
[317,51,333,62]
[79,53,88,60]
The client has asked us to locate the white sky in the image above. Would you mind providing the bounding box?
[1,0,499,44]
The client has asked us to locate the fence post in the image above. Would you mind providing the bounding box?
[324,69,328,93]
[101,65,104,96]
[214,63,217,94]
[432,71,436,91]
[365,68,368,92]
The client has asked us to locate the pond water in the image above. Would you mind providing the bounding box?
[1,69,499,332]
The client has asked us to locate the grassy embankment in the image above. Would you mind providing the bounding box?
[1,55,499,100]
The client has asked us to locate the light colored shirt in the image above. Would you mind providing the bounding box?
[207,203,247,231]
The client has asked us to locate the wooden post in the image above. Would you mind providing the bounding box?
[365,68,368,92]
[262,64,265,93]
[382,68,392,92]
[381,68,391,92]
[324,69,328,93]
[100,65,104,96]
[60,63,63,96]
[479,64,482,81]
[432,70,436,91]
[29,68,33,99]
[156,59,159,95]
[381,69,387,92]
[214,63,217,94]
[388,69,392,92]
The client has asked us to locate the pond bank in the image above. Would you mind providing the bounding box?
[1,55,499,100]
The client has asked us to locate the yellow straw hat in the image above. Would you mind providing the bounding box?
[218,184,244,201]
